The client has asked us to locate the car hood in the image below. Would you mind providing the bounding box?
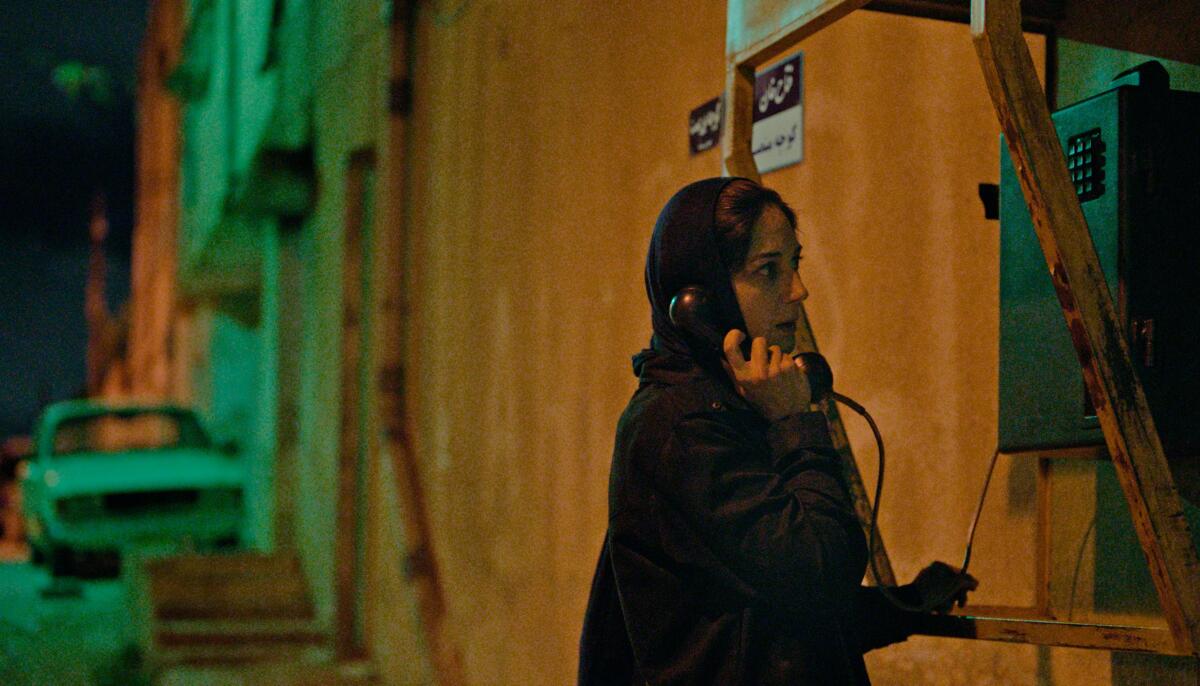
[42,449,243,498]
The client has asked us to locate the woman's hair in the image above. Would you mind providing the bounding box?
[713,179,797,273]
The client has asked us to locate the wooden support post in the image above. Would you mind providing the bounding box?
[721,62,757,181]
[911,612,1181,655]
[971,0,1200,656]
[727,0,869,69]
[722,10,895,585]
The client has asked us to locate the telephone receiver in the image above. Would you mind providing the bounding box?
[668,285,834,400]
[670,287,943,613]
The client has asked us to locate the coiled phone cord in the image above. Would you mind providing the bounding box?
[832,391,1000,613]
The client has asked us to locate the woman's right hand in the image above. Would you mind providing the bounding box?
[723,330,812,421]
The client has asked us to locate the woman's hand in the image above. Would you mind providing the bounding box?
[723,330,812,421]
[906,561,979,613]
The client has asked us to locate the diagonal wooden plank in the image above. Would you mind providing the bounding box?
[721,62,758,182]
[911,612,1181,655]
[971,0,1200,655]
[728,0,870,68]
[722,52,897,587]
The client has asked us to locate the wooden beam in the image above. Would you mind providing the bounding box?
[865,0,1061,31]
[724,42,896,585]
[949,604,1049,620]
[821,389,897,586]
[729,0,869,69]
[721,62,758,181]
[971,0,1200,656]
[911,612,1182,655]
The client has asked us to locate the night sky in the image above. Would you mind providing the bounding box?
[0,1,148,437]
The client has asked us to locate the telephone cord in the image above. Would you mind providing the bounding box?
[832,391,1000,613]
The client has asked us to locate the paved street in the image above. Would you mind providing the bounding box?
[0,558,140,686]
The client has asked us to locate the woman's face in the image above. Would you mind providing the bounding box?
[730,204,808,353]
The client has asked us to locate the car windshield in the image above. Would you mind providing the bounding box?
[51,411,211,456]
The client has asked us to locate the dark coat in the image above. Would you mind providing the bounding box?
[580,177,911,684]
[578,348,912,685]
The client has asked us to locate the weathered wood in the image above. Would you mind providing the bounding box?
[912,612,1182,654]
[949,604,1049,620]
[864,0,1061,29]
[972,0,1200,656]
[727,0,869,68]
[721,62,758,180]
[820,390,897,586]
[724,37,896,586]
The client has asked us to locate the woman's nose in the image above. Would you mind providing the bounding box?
[789,270,809,303]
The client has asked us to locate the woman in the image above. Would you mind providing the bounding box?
[579,178,976,685]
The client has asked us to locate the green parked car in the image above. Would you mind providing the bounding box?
[21,400,244,575]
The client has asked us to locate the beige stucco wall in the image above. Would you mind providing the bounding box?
[396,3,729,681]
[355,3,1199,684]
[375,3,1073,684]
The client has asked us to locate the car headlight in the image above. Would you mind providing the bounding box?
[56,494,106,520]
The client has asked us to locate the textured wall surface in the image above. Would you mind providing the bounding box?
[399,3,729,682]
[385,4,1083,684]
[359,3,1200,684]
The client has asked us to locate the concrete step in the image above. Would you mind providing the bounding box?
[158,658,379,685]
[143,552,314,621]
[155,617,327,648]
[155,641,334,668]
[128,551,351,677]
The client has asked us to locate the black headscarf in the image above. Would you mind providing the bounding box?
[637,177,750,375]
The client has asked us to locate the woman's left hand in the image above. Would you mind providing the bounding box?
[906,561,978,613]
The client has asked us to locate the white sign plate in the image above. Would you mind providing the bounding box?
[752,53,803,173]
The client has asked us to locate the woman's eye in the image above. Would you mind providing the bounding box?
[758,263,776,278]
